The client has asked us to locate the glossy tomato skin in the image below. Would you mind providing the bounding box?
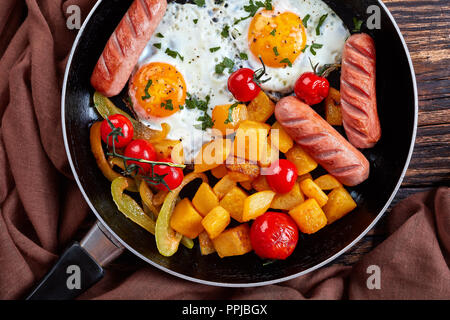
[123,139,157,174]
[251,212,299,260]
[100,114,134,148]
[228,68,261,102]
[294,72,330,105]
[151,158,184,191]
[266,159,298,194]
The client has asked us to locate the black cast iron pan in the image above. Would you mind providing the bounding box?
[26,0,418,299]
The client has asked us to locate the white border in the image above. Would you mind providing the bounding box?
[61,0,419,288]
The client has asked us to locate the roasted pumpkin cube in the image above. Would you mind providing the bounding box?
[314,174,342,190]
[211,164,228,179]
[212,103,248,135]
[242,190,276,221]
[289,199,327,234]
[299,178,329,207]
[170,198,204,239]
[258,141,279,168]
[271,182,304,210]
[239,180,253,191]
[219,186,248,222]
[297,173,313,182]
[286,145,318,175]
[194,139,232,173]
[233,120,270,162]
[225,157,260,181]
[212,224,253,258]
[153,139,184,163]
[252,175,271,191]
[192,182,220,217]
[213,174,237,199]
[247,91,275,123]
[269,121,294,153]
[198,231,216,255]
[323,187,357,224]
[201,206,231,239]
[325,87,343,126]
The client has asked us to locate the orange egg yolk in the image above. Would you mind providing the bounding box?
[248,10,307,68]
[132,62,186,118]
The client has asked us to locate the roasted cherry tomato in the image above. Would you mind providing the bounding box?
[151,158,184,191]
[123,139,157,174]
[100,114,134,148]
[266,159,298,194]
[294,72,330,105]
[250,212,299,260]
[228,68,261,102]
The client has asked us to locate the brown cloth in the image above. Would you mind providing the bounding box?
[0,0,449,300]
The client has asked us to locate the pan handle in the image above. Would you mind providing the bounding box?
[26,221,124,300]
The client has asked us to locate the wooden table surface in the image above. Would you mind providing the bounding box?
[334,0,450,265]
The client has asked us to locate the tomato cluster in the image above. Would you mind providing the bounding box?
[100,114,183,191]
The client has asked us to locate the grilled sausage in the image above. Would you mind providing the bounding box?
[90,0,167,97]
[275,96,370,186]
[340,33,381,149]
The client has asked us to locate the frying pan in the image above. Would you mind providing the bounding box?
[26,0,418,299]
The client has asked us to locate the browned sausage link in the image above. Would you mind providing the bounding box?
[90,0,167,97]
[275,96,370,186]
[340,33,381,149]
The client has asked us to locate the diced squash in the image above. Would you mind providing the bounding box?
[271,182,304,210]
[258,141,279,168]
[247,91,275,123]
[198,231,216,255]
[286,145,318,175]
[325,87,342,126]
[219,186,248,222]
[252,175,271,192]
[170,198,204,239]
[213,174,237,199]
[314,174,342,190]
[242,190,276,221]
[201,206,231,239]
[269,121,294,153]
[192,182,220,217]
[239,180,253,191]
[228,172,252,182]
[153,139,184,164]
[211,164,228,179]
[323,187,357,224]
[226,157,260,180]
[233,120,270,162]
[212,224,253,258]
[289,199,327,234]
[194,139,232,173]
[212,103,248,135]
[299,179,329,207]
[298,173,313,182]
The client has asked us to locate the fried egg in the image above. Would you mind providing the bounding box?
[129,0,349,162]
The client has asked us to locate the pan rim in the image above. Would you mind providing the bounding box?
[61,0,418,288]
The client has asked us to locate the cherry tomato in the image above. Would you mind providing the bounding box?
[123,139,157,174]
[294,72,330,105]
[151,158,184,191]
[266,159,298,194]
[250,212,299,260]
[100,114,134,148]
[228,68,261,102]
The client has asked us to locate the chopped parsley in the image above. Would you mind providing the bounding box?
[270,28,276,36]
[215,57,235,74]
[310,42,323,55]
[221,25,230,38]
[239,52,249,60]
[280,58,292,67]
[234,0,273,25]
[141,80,152,100]
[195,113,214,130]
[273,46,279,56]
[316,14,328,35]
[156,32,164,38]
[302,44,309,53]
[302,14,311,28]
[161,99,174,110]
[352,17,363,33]
[193,19,198,24]
[193,0,205,6]
[224,103,239,124]
[185,94,210,112]
[153,43,161,49]
[209,46,221,53]
[165,48,184,61]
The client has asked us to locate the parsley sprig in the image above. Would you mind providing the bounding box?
[234,0,273,25]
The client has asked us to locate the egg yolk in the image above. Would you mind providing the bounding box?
[132,62,186,118]
[248,10,307,68]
